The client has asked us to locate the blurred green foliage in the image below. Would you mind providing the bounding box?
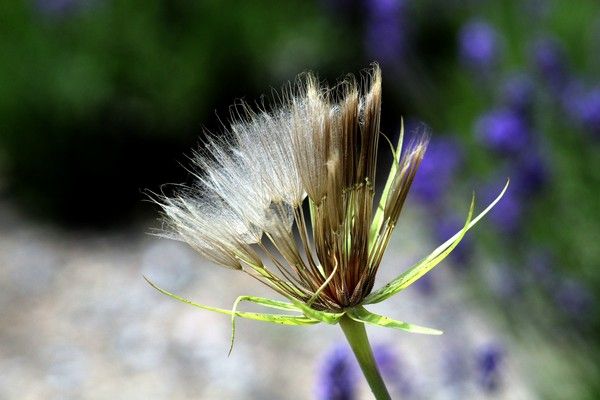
[0,0,355,225]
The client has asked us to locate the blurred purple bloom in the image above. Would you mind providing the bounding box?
[533,37,568,92]
[369,0,404,14]
[365,0,408,64]
[512,152,548,196]
[36,0,79,15]
[317,343,415,399]
[527,249,556,289]
[476,344,504,392]
[559,81,600,138]
[373,344,413,397]
[561,79,587,120]
[475,109,530,156]
[441,346,469,386]
[502,74,535,116]
[485,184,523,233]
[574,87,600,137]
[458,20,501,71]
[555,279,595,320]
[414,272,435,295]
[563,82,600,136]
[412,137,463,204]
[316,344,358,400]
[434,214,473,267]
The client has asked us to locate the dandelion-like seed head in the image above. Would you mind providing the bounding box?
[148,64,507,348]
[154,65,429,311]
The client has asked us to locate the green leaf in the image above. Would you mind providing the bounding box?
[347,306,442,335]
[369,121,404,249]
[144,276,319,325]
[228,295,304,355]
[364,180,509,305]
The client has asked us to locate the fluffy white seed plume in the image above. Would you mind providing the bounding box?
[157,192,261,269]
[232,107,305,207]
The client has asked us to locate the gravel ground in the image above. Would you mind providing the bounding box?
[0,201,537,399]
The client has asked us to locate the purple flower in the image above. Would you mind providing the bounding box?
[317,343,415,399]
[578,87,600,137]
[512,152,548,196]
[502,74,535,116]
[316,344,359,400]
[559,81,600,137]
[441,346,469,386]
[527,249,556,290]
[555,279,595,321]
[475,109,530,156]
[458,20,501,71]
[476,344,504,392]
[561,79,587,119]
[364,0,408,64]
[413,272,435,295]
[533,37,568,92]
[373,344,413,397]
[412,137,463,204]
[434,214,473,267]
[35,0,79,16]
[368,0,404,15]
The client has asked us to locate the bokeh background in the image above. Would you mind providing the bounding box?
[1,0,599,398]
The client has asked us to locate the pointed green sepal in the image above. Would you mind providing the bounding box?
[364,180,509,305]
[347,306,443,335]
[144,276,319,324]
[228,295,305,355]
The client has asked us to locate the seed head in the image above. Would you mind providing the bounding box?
[148,65,507,334]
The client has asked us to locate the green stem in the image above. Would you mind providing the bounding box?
[339,315,391,400]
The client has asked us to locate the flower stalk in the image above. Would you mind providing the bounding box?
[339,315,391,399]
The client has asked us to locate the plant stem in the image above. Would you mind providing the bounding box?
[339,315,391,400]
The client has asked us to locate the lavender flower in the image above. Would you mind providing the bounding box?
[373,344,413,397]
[412,137,463,204]
[476,344,504,392]
[533,37,568,92]
[365,0,408,65]
[559,80,600,137]
[412,270,435,295]
[512,152,548,196]
[579,88,600,136]
[441,346,469,387]
[502,74,535,116]
[527,249,556,290]
[561,79,587,121]
[317,344,359,400]
[555,279,595,321]
[475,109,530,156]
[458,20,501,71]
[35,0,80,16]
